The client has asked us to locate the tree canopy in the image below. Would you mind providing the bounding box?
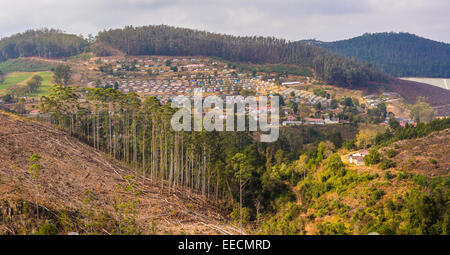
[306,32,450,78]
[0,29,88,61]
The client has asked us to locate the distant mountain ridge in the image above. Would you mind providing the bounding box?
[301,33,450,78]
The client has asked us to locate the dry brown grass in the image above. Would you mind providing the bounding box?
[380,129,450,177]
[0,111,239,235]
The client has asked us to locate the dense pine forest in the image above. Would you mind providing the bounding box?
[0,29,89,61]
[303,32,450,78]
[94,25,390,87]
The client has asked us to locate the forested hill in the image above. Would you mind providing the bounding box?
[302,33,450,78]
[94,25,390,87]
[0,29,89,61]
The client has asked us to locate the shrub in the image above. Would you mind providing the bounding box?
[397,171,411,180]
[366,188,386,206]
[379,158,396,170]
[261,203,304,235]
[229,207,251,226]
[317,222,349,235]
[328,153,346,177]
[36,220,58,235]
[343,140,356,150]
[364,149,382,166]
[386,149,398,158]
[413,175,429,186]
[384,171,396,180]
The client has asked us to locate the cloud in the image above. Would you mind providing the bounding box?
[0,0,448,43]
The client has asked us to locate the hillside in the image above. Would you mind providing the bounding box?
[385,78,450,106]
[262,129,449,235]
[0,29,88,61]
[0,111,239,235]
[380,129,450,177]
[95,25,390,87]
[303,33,450,78]
[0,58,58,73]
[2,27,449,106]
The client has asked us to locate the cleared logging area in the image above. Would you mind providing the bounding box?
[400,77,450,90]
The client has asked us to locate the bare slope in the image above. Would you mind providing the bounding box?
[0,111,239,235]
[386,79,450,106]
[380,128,450,177]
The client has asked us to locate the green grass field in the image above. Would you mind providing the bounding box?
[0,71,54,98]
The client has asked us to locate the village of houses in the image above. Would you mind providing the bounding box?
[82,56,365,126]
[1,55,414,134]
[0,55,418,167]
[79,56,419,168]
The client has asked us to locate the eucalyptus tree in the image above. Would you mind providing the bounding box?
[231,153,253,233]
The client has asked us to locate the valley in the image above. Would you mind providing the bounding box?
[0,26,448,236]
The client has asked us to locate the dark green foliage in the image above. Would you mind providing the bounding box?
[397,171,412,180]
[379,158,396,170]
[343,139,356,150]
[262,203,304,235]
[0,29,88,61]
[364,149,382,166]
[367,103,387,124]
[365,178,450,235]
[24,75,43,94]
[329,99,338,109]
[53,64,72,85]
[231,63,313,77]
[413,175,430,186]
[1,94,14,103]
[328,153,345,177]
[308,32,450,78]
[313,88,330,99]
[376,117,450,146]
[317,222,349,235]
[36,220,58,235]
[386,149,398,158]
[366,188,385,206]
[383,170,396,180]
[388,118,401,130]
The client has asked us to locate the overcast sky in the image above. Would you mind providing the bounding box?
[0,0,449,43]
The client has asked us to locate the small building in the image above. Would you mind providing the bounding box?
[282,121,303,126]
[286,115,297,121]
[348,151,368,166]
[304,117,324,125]
[29,109,41,116]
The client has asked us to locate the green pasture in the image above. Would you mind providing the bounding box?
[0,71,54,98]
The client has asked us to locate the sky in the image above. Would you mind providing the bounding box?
[0,0,449,43]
